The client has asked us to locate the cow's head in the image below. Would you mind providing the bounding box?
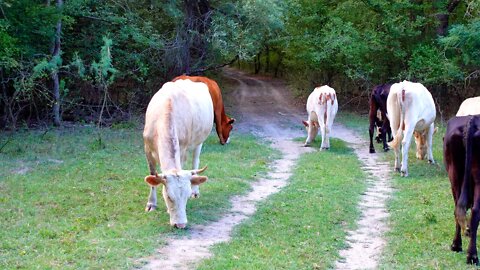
[145,166,208,228]
[220,117,235,145]
[413,131,428,160]
[302,120,319,130]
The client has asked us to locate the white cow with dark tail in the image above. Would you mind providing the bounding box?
[387,80,436,177]
[143,79,213,228]
[302,85,338,150]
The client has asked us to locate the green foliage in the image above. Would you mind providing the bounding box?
[90,37,117,86]
[441,19,480,71]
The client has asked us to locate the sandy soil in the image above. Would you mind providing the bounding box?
[332,126,393,270]
[141,68,392,270]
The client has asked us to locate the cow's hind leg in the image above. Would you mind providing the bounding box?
[381,112,390,152]
[191,144,203,198]
[368,99,378,153]
[145,149,158,212]
[467,178,480,264]
[426,123,435,164]
[450,166,463,252]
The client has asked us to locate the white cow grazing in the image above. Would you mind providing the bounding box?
[456,96,480,116]
[387,80,436,177]
[302,85,338,150]
[143,79,213,228]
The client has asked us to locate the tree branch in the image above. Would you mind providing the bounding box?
[188,55,239,75]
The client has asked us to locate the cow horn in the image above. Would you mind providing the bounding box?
[191,165,208,175]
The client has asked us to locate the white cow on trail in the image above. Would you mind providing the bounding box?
[143,79,213,228]
[456,96,480,116]
[387,80,436,177]
[302,85,338,150]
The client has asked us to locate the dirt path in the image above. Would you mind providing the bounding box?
[332,126,393,269]
[141,68,312,270]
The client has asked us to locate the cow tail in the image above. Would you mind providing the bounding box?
[456,116,475,231]
[388,88,405,148]
[325,94,333,134]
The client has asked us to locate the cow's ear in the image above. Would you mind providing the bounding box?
[191,175,207,185]
[302,120,309,127]
[228,118,235,124]
[145,174,166,186]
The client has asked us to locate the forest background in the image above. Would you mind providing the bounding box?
[1,0,479,129]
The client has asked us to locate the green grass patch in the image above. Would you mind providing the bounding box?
[336,111,370,140]
[0,127,275,269]
[198,138,366,269]
[379,123,477,269]
[335,112,471,268]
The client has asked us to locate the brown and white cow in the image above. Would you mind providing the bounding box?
[172,75,235,145]
[302,85,338,150]
[387,81,436,177]
[444,115,480,264]
[369,83,393,153]
[457,96,480,117]
[143,79,213,228]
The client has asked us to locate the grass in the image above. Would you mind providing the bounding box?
[197,138,367,269]
[337,112,474,268]
[0,126,276,269]
[379,123,477,269]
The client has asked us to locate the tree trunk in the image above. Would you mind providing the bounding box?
[265,45,270,73]
[254,52,261,74]
[181,0,211,75]
[51,0,63,126]
[436,0,461,36]
[274,52,283,78]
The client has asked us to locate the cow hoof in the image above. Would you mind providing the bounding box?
[174,223,187,229]
[428,159,435,164]
[467,254,478,265]
[401,171,408,177]
[383,147,389,152]
[145,204,157,212]
[394,167,400,172]
[369,148,376,154]
[191,193,200,199]
[304,143,311,147]
[451,244,462,252]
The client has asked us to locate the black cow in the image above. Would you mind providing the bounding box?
[369,84,393,153]
[444,115,480,264]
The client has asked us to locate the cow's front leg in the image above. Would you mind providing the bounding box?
[400,128,414,177]
[145,186,158,212]
[304,120,318,147]
[191,144,203,198]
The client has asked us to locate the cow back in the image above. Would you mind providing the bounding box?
[457,96,480,117]
[144,80,214,154]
